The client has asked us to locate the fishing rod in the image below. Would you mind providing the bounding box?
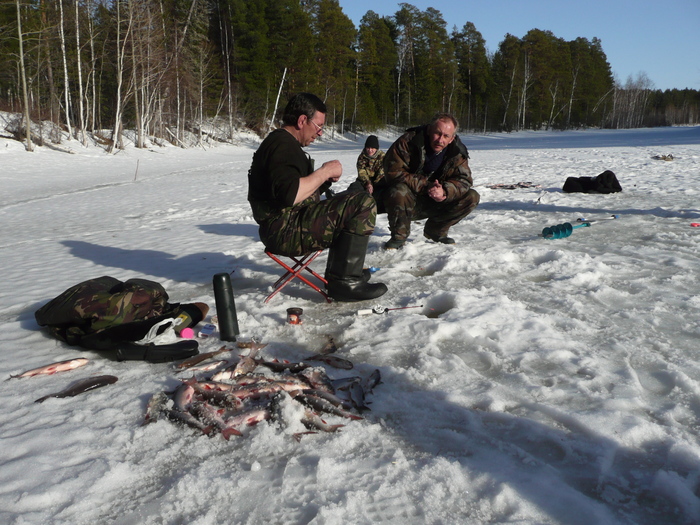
[576,214,620,223]
[357,305,423,316]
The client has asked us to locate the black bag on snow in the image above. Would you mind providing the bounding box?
[563,170,622,194]
[35,276,201,362]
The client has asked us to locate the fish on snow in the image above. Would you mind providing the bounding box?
[34,375,118,403]
[10,358,89,379]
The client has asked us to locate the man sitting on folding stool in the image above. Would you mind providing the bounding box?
[247,92,387,302]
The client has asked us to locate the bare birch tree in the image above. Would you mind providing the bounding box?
[74,0,87,145]
[86,0,97,132]
[546,79,570,130]
[15,0,33,151]
[58,0,73,139]
[39,0,60,138]
[518,51,532,130]
[109,0,133,152]
[567,65,579,127]
[269,67,286,134]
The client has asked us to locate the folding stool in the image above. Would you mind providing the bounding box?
[264,250,332,303]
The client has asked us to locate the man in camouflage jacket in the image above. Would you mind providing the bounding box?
[382,113,480,249]
[247,93,387,302]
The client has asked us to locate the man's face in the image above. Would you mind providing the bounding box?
[428,119,455,153]
[301,112,325,147]
[365,147,377,156]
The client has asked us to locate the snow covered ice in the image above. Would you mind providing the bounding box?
[0,125,699,524]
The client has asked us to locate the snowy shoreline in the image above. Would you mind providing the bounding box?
[1,126,699,524]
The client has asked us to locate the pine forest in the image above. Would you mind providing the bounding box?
[2,0,699,151]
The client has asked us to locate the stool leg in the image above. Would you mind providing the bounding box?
[264,251,331,303]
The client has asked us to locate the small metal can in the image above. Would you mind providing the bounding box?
[286,307,303,325]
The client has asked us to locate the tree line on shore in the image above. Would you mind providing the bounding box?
[2,0,698,152]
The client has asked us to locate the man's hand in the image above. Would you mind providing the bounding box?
[365,182,374,195]
[319,160,342,183]
[294,160,342,204]
[427,179,446,202]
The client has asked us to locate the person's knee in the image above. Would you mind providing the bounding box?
[386,181,410,198]
[338,192,376,236]
[468,188,480,208]
[386,182,416,209]
[348,191,377,215]
[452,188,480,218]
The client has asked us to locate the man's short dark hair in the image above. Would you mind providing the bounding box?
[282,93,327,126]
[430,113,459,131]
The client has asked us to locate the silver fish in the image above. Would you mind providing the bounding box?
[299,367,335,393]
[209,364,240,382]
[292,392,363,420]
[307,354,353,370]
[236,340,268,350]
[34,375,118,403]
[348,381,370,412]
[301,388,352,410]
[223,407,272,429]
[210,350,263,381]
[10,358,89,379]
[300,410,345,433]
[232,345,262,377]
[192,380,238,393]
[173,382,195,412]
[225,380,302,401]
[256,359,310,373]
[180,360,228,373]
[318,337,338,355]
[165,408,214,436]
[143,391,170,425]
[176,345,231,370]
[362,369,382,393]
[218,373,276,387]
[190,401,243,439]
[191,390,244,410]
[331,376,362,390]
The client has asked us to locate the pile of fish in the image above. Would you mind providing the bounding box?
[9,338,380,442]
[144,338,381,441]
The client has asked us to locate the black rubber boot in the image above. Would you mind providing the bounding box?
[325,232,388,302]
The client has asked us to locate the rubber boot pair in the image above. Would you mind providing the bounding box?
[326,232,387,302]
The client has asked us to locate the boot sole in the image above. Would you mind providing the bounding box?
[327,283,388,302]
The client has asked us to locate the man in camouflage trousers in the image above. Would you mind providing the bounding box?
[248,93,387,302]
[383,113,480,249]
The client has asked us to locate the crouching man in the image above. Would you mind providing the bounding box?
[247,92,387,302]
[383,113,480,249]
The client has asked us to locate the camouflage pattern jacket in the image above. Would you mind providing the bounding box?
[383,125,473,202]
[355,149,386,189]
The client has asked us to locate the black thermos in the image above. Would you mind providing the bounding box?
[213,273,240,341]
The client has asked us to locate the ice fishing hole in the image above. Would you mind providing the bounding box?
[423,294,456,318]
[409,256,449,277]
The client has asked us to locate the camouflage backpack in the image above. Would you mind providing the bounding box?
[35,276,178,351]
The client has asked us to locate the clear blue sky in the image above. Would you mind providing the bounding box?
[339,0,700,91]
